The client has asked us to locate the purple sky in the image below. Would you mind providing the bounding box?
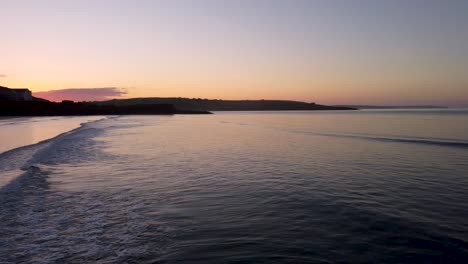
[2,0,468,106]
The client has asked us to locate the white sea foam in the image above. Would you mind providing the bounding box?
[0,117,109,189]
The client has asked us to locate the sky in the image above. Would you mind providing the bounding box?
[2,0,468,106]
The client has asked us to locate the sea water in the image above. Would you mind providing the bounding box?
[0,109,467,263]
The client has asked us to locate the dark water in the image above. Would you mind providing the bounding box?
[1,109,468,263]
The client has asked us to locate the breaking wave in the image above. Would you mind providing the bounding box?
[0,117,108,190]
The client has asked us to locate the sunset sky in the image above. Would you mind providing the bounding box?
[2,0,468,106]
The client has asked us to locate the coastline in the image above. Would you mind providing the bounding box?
[0,101,212,116]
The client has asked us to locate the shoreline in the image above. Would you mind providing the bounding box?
[0,101,212,116]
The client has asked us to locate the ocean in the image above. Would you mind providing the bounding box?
[1,109,468,263]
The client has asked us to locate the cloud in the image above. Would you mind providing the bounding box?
[33,87,128,102]
[0,74,6,78]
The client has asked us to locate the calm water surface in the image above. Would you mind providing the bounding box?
[1,109,468,263]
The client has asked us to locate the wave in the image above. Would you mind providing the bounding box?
[0,117,111,190]
[219,121,468,149]
[0,166,43,195]
[294,131,468,149]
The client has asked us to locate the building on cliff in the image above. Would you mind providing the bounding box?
[0,86,33,101]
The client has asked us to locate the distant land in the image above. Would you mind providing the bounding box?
[335,105,448,109]
[92,98,357,111]
[1,85,356,116]
[0,101,211,116]
[0,86,210,116]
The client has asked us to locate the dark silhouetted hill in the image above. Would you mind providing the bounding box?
[92,98,357,111]
[1,96,357,116]
[0,101,210,116]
